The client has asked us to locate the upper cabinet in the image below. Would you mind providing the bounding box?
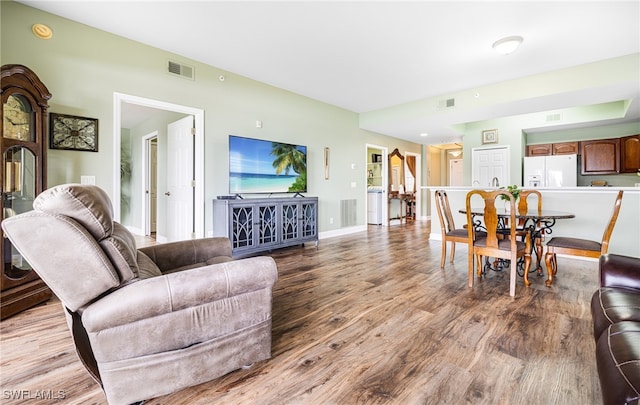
[526,144,551,156]
[620,134,640,173]
[580,138,620,175]
[526,141,578,156]
[552,141,579,155]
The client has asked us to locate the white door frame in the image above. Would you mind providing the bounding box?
[113,92,205,238]
[365,144,388,226]
[141,131,158,236]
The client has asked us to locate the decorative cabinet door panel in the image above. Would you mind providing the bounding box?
[257,203,279,247]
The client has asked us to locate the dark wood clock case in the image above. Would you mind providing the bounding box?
[1,64,52,319]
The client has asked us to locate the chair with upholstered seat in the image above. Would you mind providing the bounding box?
[1,184,278,405]
[517,190,544,278]
[435,189,476,268]
[544,190,623,287]
[466,189,532,297]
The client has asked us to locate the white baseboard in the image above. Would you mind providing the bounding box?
[319,225,367,240]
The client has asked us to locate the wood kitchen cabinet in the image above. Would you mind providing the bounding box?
[526,144,552,156]
[580,138,620,175]
[620,134,640,173]
[526,142,579,156]
[552,141,579,155]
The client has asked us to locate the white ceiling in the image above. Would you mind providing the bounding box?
[19,1,640,144]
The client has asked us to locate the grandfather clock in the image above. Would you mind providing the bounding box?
[1,64,52,319]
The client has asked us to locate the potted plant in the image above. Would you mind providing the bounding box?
[499,184,520,211]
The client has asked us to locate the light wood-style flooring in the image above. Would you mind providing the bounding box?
[0,221,602,404]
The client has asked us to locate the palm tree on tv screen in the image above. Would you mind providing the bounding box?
[271,142,307,192]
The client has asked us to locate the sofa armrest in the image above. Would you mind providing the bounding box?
[599,254,640,290]
[81,256,277,332]
[138,237,232,273]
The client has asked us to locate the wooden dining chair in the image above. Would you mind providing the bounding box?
[517,190,544,276]
[544,190,623,287]
[466,189,532,297]
[435,190,474,268]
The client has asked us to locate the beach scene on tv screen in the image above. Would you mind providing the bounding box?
[229,136,307,194]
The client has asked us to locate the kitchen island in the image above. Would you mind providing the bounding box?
[428,187,640,258]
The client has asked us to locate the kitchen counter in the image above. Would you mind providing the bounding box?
[427,186,640,257]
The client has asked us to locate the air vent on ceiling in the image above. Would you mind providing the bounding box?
[546,112,562,122]
[437,98,456,109]
[167,60,194,80]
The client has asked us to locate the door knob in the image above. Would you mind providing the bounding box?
[165,191,171,196]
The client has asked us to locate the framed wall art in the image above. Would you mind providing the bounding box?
[482,129,498,144]
[49,113,99,152]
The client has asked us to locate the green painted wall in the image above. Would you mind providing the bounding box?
[1,2,421,235]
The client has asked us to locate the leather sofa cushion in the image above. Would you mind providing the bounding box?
[99,222,139,281]
[591,287,640,340]
[136,251,162,279]
[595,321,640,405]
[34,184,114,241]
[34,184,139,283]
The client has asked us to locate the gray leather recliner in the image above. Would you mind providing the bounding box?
[1,184,278,405]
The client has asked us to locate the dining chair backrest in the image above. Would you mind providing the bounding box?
[518,189,542,215]
[517,189,542,228]
[600,190,624,254]
[435,190,456,234]
[465,189,518,249]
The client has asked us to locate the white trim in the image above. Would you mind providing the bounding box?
[141,131,158,236]
[319,225,367,240]
[113,92,205,238]
[365,144,388,226]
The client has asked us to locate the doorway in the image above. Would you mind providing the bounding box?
[365,144,388,226]
[113,92,205,239]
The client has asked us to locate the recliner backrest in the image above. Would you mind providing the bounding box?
[2,184,144,311]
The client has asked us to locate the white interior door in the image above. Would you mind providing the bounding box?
[472,146,509,187]
[449,158,463,186]
[166,116,194,241]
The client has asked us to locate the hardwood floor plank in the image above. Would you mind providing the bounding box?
[0,221,602,404]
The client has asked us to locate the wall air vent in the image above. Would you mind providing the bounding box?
[546,112,562,122]
[340,199,357,227]
[437,98,456,109]
[167,60,195,80]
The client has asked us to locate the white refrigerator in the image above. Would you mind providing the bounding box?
[523,154,578,187]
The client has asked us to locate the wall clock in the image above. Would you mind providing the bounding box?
[50,113,98,152]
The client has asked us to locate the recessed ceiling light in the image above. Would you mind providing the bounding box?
[420,133,428,137]
[492,36,523,55]
[32,23,53,40]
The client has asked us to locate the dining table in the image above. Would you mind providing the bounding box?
[459,207,575,277]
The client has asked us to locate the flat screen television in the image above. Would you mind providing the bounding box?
[229,135,307,194]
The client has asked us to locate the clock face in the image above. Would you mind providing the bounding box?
[50,113,98,152]
[3,94,33,141]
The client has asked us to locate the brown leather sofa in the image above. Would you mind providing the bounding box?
[2,184,278,405]
[590,254,640,405]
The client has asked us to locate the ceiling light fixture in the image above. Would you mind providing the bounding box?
[32,23,53,40]
[420,133,428,137]
[449,150,462,157]
[492,35,523,55]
